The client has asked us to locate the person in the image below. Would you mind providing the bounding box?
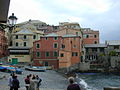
[24,75,30,90]
[29,74,39,90]
[12,75,20,90]
[36,75,42,90]
[8,73,15,90]
[67,77,81,90]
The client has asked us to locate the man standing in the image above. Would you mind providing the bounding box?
[8,73,15,90]
[67,77,81,90]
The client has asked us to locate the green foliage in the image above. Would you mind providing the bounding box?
[109,51,117,56]
[99,53,105,56]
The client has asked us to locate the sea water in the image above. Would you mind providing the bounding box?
[77,73,120,90]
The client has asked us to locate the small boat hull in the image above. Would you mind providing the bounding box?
[25,67,46,72]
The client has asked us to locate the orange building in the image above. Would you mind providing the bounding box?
[82,28,99,44]
[59,35,81,68]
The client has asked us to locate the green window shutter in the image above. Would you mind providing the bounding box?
[54,43,58,48]
[36,43,40,48]
[36,52,40,57]
[54,51,58,57]
[46,52,50,57]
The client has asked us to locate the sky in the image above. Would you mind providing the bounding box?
[8,0,120,43]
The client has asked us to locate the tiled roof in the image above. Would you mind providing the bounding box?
[106,40,120,45]
[84,44,107,48]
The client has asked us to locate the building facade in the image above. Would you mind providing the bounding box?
[82,28,99,44]
[33,33,81,69]
[0,28,8,59]
[33,33,62,69]
[8,29,44,64]
[58,35,81,68]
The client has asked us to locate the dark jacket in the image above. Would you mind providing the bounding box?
[12,78,20,88]
[67,83,81,90]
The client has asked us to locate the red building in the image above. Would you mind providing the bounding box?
[33,33,81,69]
[82,28,99,44]
[33,33,62,69]
[0,28,8,59]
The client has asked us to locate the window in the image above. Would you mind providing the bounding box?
[24,35,27,39]
[61,44,65,48]
[76,32,78,36]
[46,52,50,57]
[36,43,40,48]
[94,35,97,38]
[86,35,89,38]
[100,48,104,52]
[72,52,78,56]
[16,35,18,39]
[24,42,27,46]
[60,53,64,57]
[94,41,97,44]
[44,62,48,66]
[16,42,18,46]
[36,52,41,57]
[54,37,58,40]
[54,43,58,48]
[114,46,119,49]
[45,37,48,40]
[86,48,89,53]
[73,45,77,48]
[53,51,58,57]
[92,48,97,52]
[33,35,36,39]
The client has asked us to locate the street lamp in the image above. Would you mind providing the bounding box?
[7,13,17,46]
[8,13,17,33]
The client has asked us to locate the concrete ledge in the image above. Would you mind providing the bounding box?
[104,87,120,90]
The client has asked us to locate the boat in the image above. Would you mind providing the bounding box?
[0,66,7,72]
[0,65,23,74]
[25,66,46,72]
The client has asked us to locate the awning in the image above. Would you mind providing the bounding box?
[9,50,29,53]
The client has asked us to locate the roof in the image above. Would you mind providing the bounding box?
[15,29,34,34]
[106,40,120,45]
[45,33,60,37]
[62,34,79,37]
[84,44,107,48]
[18,20,46,25]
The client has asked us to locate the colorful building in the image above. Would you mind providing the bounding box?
[33,33,81,69]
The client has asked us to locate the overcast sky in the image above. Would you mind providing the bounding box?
[8,0,120,43]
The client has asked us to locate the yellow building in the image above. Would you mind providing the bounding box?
[8,28,44,64]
